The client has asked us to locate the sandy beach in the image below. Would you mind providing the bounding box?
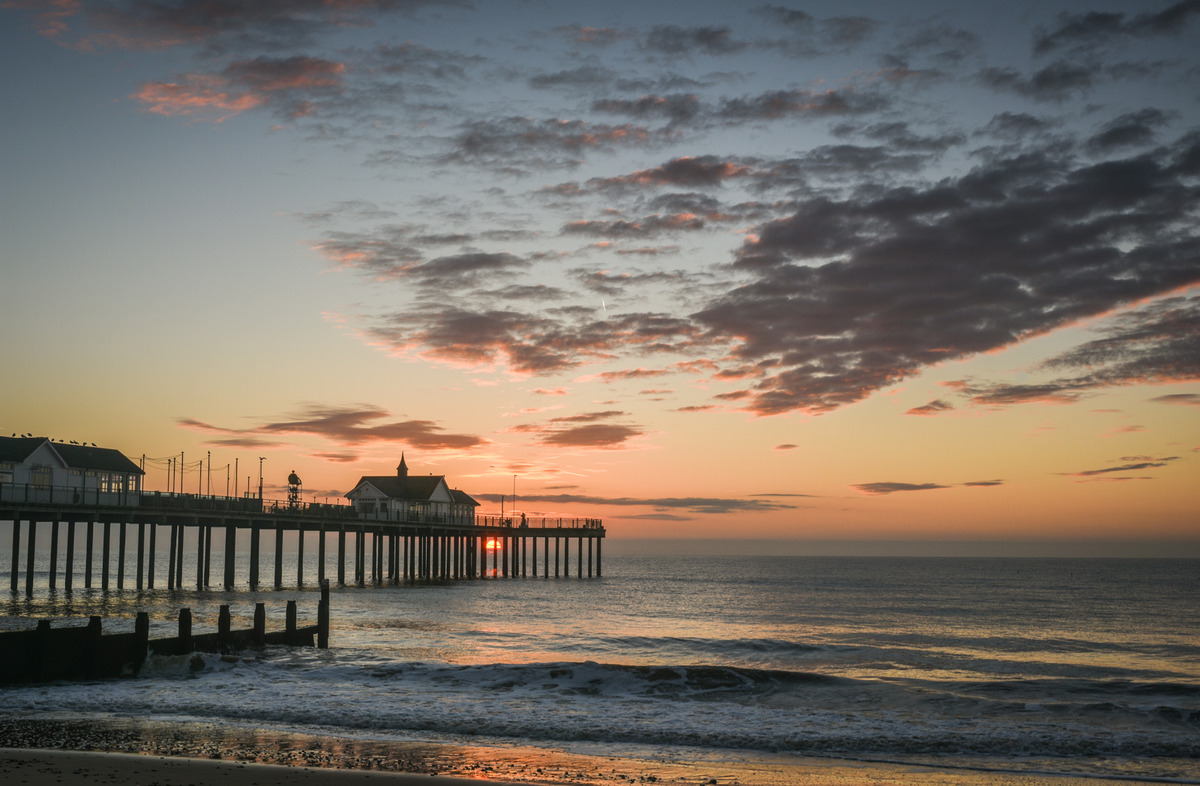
[0,746,1158,786]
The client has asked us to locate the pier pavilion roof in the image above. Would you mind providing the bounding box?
[345,454,478,508]
[0,436,143,475]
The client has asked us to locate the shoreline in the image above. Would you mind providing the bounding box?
[0,717,1176,786]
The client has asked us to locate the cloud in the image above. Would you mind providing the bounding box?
[1067,456,1180,478]
[1151,393,1200,406]
[907,399,954,416]
[132,55,346,120]
[641,25,746,56]
[693,138,1200,415]
[852,482,950,495]
[507,410,646,449]
[179,405,487,451]
[504,492,796,515]
[1033,2,1200,55]
[444,117,662,170]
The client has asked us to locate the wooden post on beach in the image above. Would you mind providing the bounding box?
[133,612,149,673]
[179,608,193,653]
[317,579,330,649]
[253,603,265,646]
[218,605,231,642]
[286,600,297,636]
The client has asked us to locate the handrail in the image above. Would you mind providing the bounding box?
[0,482,603,530]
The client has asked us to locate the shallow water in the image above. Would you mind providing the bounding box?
[2,554,1198,782]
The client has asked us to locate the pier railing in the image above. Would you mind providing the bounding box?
[1,483,603,529]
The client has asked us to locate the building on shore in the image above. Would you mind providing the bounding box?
[0,435,144,505]
[345,454,479,524]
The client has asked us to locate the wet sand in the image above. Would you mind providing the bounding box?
[0,718,1158,786]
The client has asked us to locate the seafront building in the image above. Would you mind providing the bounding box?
[345,454,479,524]
[0,436,144,506]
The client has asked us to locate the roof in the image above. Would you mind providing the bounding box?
[0,436,144,475]
[348,474,479,506]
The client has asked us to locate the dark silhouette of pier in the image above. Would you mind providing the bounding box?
[2,487,604,598]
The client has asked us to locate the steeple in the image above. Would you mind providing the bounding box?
[397,453,408,480]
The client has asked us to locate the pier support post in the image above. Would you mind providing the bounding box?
[249,525,260,590]
[197,523,205,590]
[147,523,156,589]
[25,519,37,597]
[318,525,327,585]
[596,536,602,577]
[274,527,284,590]
[85,521,94,589]
[49,520,59,590]
[297,527,305,587]
[102,520,111,591]
[66,520,76,591]
[203,525,212,588]
[577,535,583,578]
[167,525,177,590]
[224,524,236,590]
[337,527,346,586]
[136,522,145,591]
[588,536,593,578]
[118,521,127,590]
[10,517,20,593]
[555,536,561,578]
[174,524,185,589]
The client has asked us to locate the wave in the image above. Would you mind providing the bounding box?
[6,653,1197,763]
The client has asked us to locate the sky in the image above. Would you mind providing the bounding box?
[2,0,1198,557]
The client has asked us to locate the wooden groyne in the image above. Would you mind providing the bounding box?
[0,581,330,685]
[2,490,604,597]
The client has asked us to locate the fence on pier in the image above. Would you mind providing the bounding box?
[0,581,329,684]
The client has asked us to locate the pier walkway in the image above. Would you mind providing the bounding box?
[1,486,604,597]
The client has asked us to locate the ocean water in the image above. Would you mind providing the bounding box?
[1,553,1198,782]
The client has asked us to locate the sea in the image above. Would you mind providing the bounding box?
[1,550,1198,784]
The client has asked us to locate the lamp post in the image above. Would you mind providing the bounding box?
[258,456,265,501]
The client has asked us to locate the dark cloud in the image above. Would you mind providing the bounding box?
[14,0,451,52]
[530,65,616,90]
[852,482,949,495]
[1033,1,1200,55]
[562,213,706,238]
[444,117,662,170]
[1068,456,1180,477]
[754,6,879,55]
[978,61,1097,102]
[1085,109,1173,155]
[716,88,887,121]
[591,94,703,125]
[693,139,1200,415]
[511,411,645,449]
[642,25,746,56]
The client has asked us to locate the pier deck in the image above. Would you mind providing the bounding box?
[1,488,604,597]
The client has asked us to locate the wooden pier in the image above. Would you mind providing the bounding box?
[1,490,604,597]
[0,582,330,684]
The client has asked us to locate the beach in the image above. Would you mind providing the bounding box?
[0,718,1167,786]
